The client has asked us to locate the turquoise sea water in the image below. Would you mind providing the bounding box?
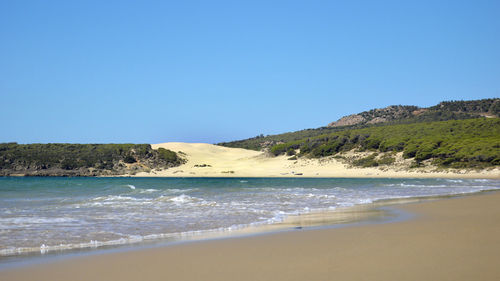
[0,177,499,258]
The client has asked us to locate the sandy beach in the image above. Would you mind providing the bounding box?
[2,191,500,281]
[136,142,499,179]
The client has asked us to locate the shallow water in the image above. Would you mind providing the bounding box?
[0,177,498,258]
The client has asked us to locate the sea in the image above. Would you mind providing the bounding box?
[0,177,499,262]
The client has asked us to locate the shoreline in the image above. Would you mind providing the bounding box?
[3,174,500,180]
[2,191,500,280]
[0,193,415,262]
[0,187,495,262]
[3,173,500,179]
[0,177,498,262]
[133,173,500,179]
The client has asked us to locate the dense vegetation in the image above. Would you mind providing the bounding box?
[268,118,500,168]
[329,98,499,127]
[219,99,499,151]
[219,127,348,151]
[0,143,183,176]
[428,99,500,115]
[2,99,498,175]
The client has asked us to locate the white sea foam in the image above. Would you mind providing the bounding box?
[474,179,491,182]
[169,194,195,203]
[92,195,137,202]
[0,217,78,225]
[162,188,199,194]
[139,188,159,193]
[1,178,499,258]
[126,184,136,190]
[445,179,464,183]
[0,221,291,256]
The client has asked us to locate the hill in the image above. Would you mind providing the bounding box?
[328,98,499,127]
[219,99,500,169]
[0,143,184,176]
[269,118,500,169]
[219,98,499,151]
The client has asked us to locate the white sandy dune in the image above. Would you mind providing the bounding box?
[134,143,499,178]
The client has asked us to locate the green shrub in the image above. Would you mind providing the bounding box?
[270,143,289,156]
[157,147,179,163]
[61,158,77,170]
[286,148,296,156]
[0,143,182,175]
[123,155,136,163]
[378,155,395,165]
[268,118,500,168]
[352,154,379,167]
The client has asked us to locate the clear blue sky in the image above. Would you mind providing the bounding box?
[1,0,499,144]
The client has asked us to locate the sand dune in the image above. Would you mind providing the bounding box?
[135,142,499,178]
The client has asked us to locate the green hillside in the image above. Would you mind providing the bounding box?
[0,143,183,176]
[269,118,500,168]
[219,98,499,152]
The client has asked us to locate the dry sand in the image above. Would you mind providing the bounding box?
[2,192,500,281]
[136,142,499,179]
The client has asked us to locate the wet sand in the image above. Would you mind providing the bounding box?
[2,191,500,281]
